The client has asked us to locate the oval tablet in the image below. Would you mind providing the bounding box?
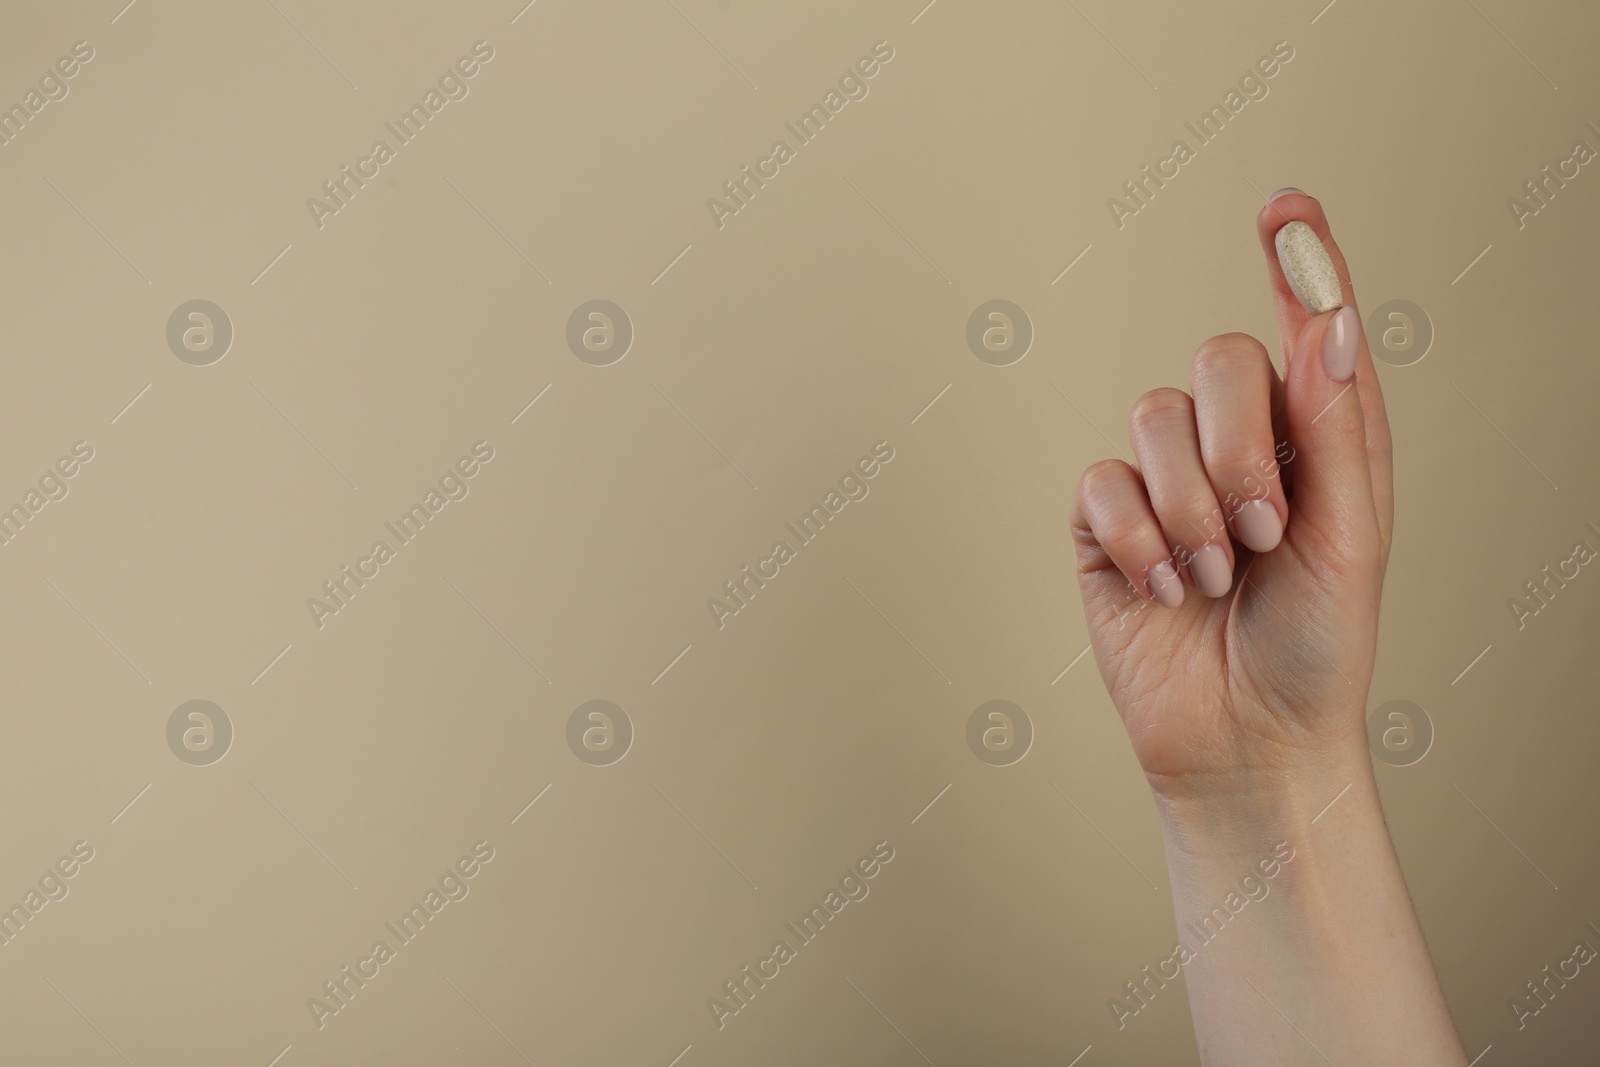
[1274,221,1344,314]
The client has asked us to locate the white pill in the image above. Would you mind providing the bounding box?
[1274,221,1344,314]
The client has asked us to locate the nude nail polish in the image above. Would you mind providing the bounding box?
[1274,221,1344,314]
[1189,544,1233,597]
[1323,305,1359,382]
[1268,187,1304,202]
[1149,560,1184,607]
[1234,500,1283,553]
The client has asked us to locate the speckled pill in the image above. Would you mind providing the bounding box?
[1274,221,1344,314]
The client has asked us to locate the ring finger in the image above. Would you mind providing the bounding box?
[1129,388,1236,598]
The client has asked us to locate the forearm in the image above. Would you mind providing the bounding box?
[1151,743,1465,1066]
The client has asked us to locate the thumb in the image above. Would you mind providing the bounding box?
[1279,306,1381,567]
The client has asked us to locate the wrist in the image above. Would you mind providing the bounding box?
[1147,736,1376,859]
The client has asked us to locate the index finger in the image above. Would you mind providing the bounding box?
[1254,189,1395,561]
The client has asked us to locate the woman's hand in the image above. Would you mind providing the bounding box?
[1071,192,1466,1065]
[1071,190,1394,797]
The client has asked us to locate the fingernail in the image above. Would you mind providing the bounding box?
[1268,187,1304,202]
[1149,559,1184,608]
[1189,544,1233,598]
[1322,305,1359,382]
[1234,500,1283,553]
[1274,221,1344,314]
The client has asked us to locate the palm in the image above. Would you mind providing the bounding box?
[1087,533,1383,784]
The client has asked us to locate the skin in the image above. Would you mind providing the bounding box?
[1070,192,1467,1064]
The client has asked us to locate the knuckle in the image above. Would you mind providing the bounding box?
[1096,507,1153,553]
[1128,388,1193,434]
[1164,488,1221,527]
[1205,441,1268,475]
[1079,458,1133,500]
[1191,332,1269,382]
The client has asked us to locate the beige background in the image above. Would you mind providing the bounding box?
[1,0,1597,1063]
